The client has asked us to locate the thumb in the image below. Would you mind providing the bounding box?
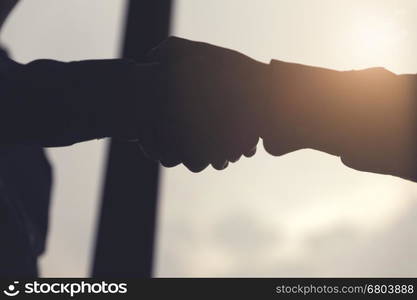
[262,135,305,157]
[148,36,204,62]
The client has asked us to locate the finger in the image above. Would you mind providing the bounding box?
[262,135,302,157]
[225,134,259,162]
[182,147,210,172]
[228,153,242,163]
[211,160,229,170]
[148,36,204,62]
[156,136,183,168]
[148,36,244,64]
[160,158,181,168]
[183,160,210,173]
[243,146,257,158]
[137,143,156,161]
[147,37,178,60]
[137,128,162,161]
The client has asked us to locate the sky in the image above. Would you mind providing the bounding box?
[2,0,417,277]
[155,0,417,277]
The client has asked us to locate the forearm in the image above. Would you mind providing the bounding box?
[0,58,158,146]
[265,60,417,156]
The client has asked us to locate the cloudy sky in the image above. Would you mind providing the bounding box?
[2,0,417,277]
[156,0,417,277]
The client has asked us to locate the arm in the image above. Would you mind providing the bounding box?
[0,56,160,146]
[0,38,263,173]
[147,36,417,177]
[262,60,417,181]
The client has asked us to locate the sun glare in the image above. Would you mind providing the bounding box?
[351,13,407,68]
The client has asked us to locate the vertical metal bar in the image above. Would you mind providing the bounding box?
[92,0,172,277]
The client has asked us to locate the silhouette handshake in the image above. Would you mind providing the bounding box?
[140,36,417,181]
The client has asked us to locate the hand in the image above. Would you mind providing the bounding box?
[140,36,269,172]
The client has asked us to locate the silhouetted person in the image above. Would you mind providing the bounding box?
[0,0,51,277]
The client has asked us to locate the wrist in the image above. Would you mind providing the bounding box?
[252,61,274,134]
[262,60,348,155]
[261,60,311,153]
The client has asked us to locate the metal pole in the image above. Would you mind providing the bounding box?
[92,0,172,277]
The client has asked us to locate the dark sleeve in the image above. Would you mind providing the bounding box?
[0,57,159,147]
